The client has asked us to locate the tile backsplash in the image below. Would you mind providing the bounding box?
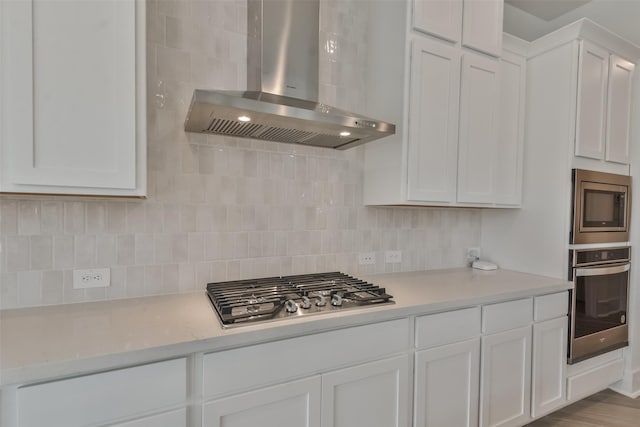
[0,0,481,309]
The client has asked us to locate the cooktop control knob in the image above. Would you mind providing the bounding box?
[285,299,298,313]
[316,295,327,307]
[300,296,311,309]
[331,294,343,306]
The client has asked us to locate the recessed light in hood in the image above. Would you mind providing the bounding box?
[183,0,395,150]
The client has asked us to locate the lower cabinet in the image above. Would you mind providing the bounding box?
[415,338,480,427]
[16,358,187,427]
[531,317,568,417]
[202,355,410,427]
[111,408,188,427]
[203,376,322,427]
[480,326,532,427]
[322,355,410,427]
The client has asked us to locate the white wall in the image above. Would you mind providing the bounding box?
[0,0,481,309]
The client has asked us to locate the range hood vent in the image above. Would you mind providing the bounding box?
[183,0,395,150]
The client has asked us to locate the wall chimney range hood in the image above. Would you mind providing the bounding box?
[183,0,395,150]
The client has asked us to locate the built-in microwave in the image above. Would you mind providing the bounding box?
[571,169,631,244]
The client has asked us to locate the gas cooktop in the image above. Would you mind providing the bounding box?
[206,272,394,327]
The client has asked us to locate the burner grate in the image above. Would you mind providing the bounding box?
[206,272,393,326]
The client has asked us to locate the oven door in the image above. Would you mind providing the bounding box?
[569,263,629,363]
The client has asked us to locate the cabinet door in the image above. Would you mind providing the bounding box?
[575,41,609,160]
[110,408,187,427]
[531,317,567,418]
[480,326,532,427]
[605,55,635,164]
[458,53,500,204]
[495,51,525,206]
[407,38,461,203]
[462,0,503,57]
[0,0,145,196]
[415,338,480,427]
[321,355,410,427]
[412,0,462,43]
[203,376,321,427]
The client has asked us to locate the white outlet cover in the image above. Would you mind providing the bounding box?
[358,252,376,265]
[385,250,402,263]
[73,268,110,289]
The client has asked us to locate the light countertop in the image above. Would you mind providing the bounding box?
[0,268,571,387]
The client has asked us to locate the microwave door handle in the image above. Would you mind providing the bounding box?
[576,264,630,277]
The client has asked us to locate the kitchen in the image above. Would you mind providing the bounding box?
[0,0,639,426]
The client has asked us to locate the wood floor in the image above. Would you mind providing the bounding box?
[526,389,640,426]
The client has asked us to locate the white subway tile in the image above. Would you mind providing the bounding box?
[6,236,30,271]
[19,201,41,235]
[64,202,85,234]
[30,236,53,270]
[75,235,96,268]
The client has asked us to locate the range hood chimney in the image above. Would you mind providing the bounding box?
[184,0,395,150]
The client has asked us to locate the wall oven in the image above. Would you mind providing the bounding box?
[571,169,631,244]
[568,246,630,364]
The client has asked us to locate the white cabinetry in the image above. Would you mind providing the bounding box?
[364,0,524,208]
[112,409,188,427]
[412,0,462,43]
[575,40,635,165]
[480,298,533,427]
[532,317,567,417]
[412,0,503,56]
[495,44,526,205]
[415,339,480,427]
[203,377,321,427]
[462,0,504,56]
[407,38,460,203]
[457,53,500,204]
[202,319,411,427]
[481,326,532,427]
[321,355,410,427]
[16,358,187,427]
[0,0,146,196]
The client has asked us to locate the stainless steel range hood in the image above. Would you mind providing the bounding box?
[183,0,395,150]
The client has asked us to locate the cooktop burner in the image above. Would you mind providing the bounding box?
[206,272,394,327]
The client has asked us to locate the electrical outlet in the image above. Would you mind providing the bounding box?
[466,247,481,262]
[73,268,110,289]
[385,250,402,264]
[358,252,376,265]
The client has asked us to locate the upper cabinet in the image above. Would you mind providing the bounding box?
[0,0,146,196]
[412,0,503,57]
[529,20,639,169]
[412,0,463,43]
[364,0,527,208]
[462,0,504,56]
[575,40,635,165]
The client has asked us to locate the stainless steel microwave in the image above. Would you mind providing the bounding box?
[571,169,631,244]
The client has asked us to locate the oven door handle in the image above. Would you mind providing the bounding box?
[576,263,630,277]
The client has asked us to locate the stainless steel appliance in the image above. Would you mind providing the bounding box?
[568,246,630,363]
[571,169,631,244]
[206,272,394,327]
[184,0,395,149]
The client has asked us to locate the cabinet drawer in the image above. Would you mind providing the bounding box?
[415,306,480,349]
[534,292,568,322]
[482,298,533,334]
[17,358,187,427]
[203,318,410,399]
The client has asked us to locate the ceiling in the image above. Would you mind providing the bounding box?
[503,0,640,45]
[505,0,592,21]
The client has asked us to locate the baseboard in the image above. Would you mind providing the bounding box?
[610,368,640,398]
